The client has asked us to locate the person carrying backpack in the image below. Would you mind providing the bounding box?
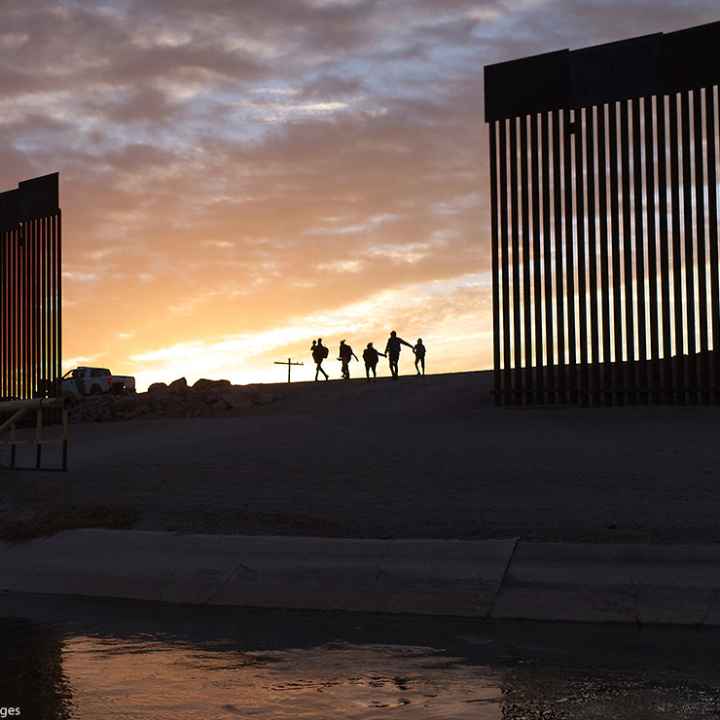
[312,338,329,381]
[338,340,358,380]
[362,342,386,380]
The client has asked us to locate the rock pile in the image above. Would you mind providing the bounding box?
[68,378,284,423]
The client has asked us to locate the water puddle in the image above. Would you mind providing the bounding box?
[1,596,719,719]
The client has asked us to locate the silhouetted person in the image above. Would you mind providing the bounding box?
[338,340,358,380]
[384,330,413,379]
[362,342,385,380]
[413,338,426,376]
[312,338,329,381]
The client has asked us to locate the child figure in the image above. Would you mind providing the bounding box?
[413,338,426,376]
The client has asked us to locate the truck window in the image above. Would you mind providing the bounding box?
[91,368,111,378]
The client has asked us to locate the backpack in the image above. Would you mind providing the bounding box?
[320,345,329,359]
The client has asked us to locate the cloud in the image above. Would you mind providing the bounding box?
[203,240,236,249]
[316,259,364,273]
[432,193,482,216]
[62,353,105,371]
[128,271,491,389]
[0,33,29,50]
[305,213,401,236]
[2,0,717,383]
[62,271,98,283]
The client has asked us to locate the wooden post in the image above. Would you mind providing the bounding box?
[35,407,43,469]
[0,408,28,434]
[62,408,69,472]
[273,358,304,383]
[10,422,16,469]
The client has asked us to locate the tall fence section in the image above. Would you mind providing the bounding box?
[0,173,62,401]
[484,22,720,405]
[0,173,67,470]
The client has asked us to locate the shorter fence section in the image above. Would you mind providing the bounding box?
[0,173,62,402]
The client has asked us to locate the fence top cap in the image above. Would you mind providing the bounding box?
[0,172,60,229]
[484,20,720,121]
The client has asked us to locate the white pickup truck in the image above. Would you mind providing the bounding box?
[62,367,136,396]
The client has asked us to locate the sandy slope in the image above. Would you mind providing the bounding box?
[3,370,720,543]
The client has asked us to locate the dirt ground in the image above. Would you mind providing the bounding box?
[2,370,720,543]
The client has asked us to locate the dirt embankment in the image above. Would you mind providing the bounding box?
[68,371,493,423]
[4,370,720,545]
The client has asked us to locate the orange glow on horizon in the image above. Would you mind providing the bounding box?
[3,2,714,390]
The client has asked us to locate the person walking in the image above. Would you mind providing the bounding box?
[413,338,426,376]
[312,338,329,381]
[384,330,413,380]
[362,342,385,380]
[338,340,358,380]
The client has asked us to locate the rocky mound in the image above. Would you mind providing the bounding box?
[68,377,284,423]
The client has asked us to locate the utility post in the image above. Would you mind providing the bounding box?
[274,357,304,383]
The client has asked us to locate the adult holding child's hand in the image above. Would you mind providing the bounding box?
[384,330,413,380]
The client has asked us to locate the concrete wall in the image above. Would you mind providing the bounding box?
[2,530,720,625]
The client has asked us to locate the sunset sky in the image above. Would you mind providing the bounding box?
[2,1,718,389]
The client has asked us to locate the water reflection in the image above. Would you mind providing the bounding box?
[63,639,502,719]
[1,595,720,719]
[0,619,73,720]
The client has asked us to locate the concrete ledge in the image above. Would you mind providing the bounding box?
[0,530,517,617]
[493,542,720,625]
[3,531,720,624]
